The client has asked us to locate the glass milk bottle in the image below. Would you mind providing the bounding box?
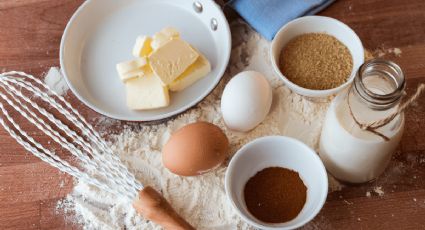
[319,59,405,183]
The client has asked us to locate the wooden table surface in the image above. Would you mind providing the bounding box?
[1,0,424,229]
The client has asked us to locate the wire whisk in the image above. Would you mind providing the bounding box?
[0,71,194,230]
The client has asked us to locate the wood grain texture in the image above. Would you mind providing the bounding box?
[0,1,83,229]
[0,0,424,229]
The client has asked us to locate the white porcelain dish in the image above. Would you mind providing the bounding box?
[271,16,364,98]
[225,136,328,230]
[60,0,231,121]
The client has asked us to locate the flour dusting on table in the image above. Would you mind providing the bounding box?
[57,21,335,229]
[44,67,69,95]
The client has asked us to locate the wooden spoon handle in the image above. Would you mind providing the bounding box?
[133,186,195,230]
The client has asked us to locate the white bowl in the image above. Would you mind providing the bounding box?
[225,136,328,230]
[60,0,231,121]
[270,16,364,98]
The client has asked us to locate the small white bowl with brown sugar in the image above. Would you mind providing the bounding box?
[271,16,364,98]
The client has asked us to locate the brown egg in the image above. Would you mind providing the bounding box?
[162,122,229,176]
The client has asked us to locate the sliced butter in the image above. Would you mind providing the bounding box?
[116,57,148,82]
[169,53,211,92]
[151,27,180,50]
[149,39,199,85]
[151,33,171,50]
[132,36,152,57]
[160,27,180,39]
[125,71,170,110]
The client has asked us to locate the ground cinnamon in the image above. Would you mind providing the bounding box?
[244,167,307,223]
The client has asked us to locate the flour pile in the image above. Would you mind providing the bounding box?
[43,67,69,95]
[57,21,334,229]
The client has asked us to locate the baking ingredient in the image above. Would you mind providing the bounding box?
[221,71,272,132]
[134,27,179,58]
[162,122,229,176]
[160,27,180,39]
[279,33,353,90]
[244,167,307,223]
[373,186,385,196]
[116,57,148,82]
[117,27,211,110]
[320,92,404,183]
[58,22,332,230]
[151,32,171,50]
[320,60,405,183]
[169,52,211,92]
[126,70,170,110]
[149,39,199,85]
[43,67,69,95]
[132,36,152,57]
[376,47,402,58]
[151,27,180,50]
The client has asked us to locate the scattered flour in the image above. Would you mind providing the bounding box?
[391,48,402,56]
[376,47,402,58]
[366,191,371,197]
[58,21,334,229]
[373,186,385,196]
[44,67,69,95]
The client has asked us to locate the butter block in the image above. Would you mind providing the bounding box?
[160,27,180,39]
[151,27,180,50]
[151,33,171,50]
[116,57,148,82]
[169,53,211,92]
[125,71,170,110]
[149,39,199,85]
[132,36,152,57]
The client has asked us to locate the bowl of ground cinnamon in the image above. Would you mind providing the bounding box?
[270,16,364,98]
[225,136,328,229]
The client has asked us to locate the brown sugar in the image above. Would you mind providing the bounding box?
[243,167,307,223]
[279,33,353,90]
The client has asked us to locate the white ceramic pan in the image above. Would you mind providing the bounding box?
[60,0,231,121]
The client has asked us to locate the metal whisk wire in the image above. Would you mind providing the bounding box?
[0,71,143,201]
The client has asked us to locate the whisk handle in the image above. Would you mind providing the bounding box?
[133,186,195,230]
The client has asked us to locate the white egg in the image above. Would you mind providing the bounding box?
[221,71,272,132]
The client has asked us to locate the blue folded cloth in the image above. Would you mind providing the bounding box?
[228,0,335,40]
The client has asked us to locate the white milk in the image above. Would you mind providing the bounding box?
[319,93,404,183]
[319,69,405,183]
